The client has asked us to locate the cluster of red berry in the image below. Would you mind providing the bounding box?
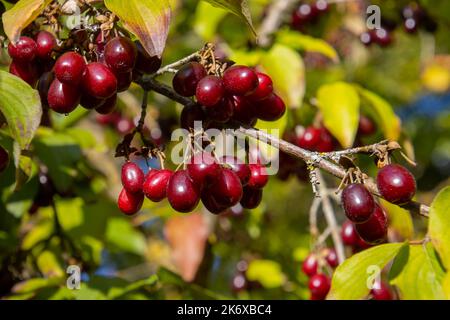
[291,0,330,30]
[175,62,286,129]
[302,248,337,300]
[118,152,269,216]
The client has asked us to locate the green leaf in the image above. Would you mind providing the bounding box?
[0,70,42,149]
[389,243,445,299]
[2,0,52,42]
[429,186,450,269]
[276,29,339,62]
[246,259,285,289]
[104,0,171,58]
[194,1,228,41]
[37,250,64,278]
[317,82,360,148]
[108,275,158,299]
[355,86,401,141]
[380,199,414,240]
[12,277,62,294]
[328,243,406,300]
[260,44,305,108]
[21,219,53,250]
[202,0,255,35]
[13,141,34,190]
[106,218,147,256]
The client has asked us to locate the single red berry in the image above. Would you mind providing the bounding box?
[220,156,251,186]
[172,62,207,97]
[118,188,144,215]
[187,152,220,187]
[0,146,9,173]
[231,95,256,126]
[167,170,201,213]
[292,4,313,28]
[404,18,418,33]
[211,168,243,207]
[247,72,273,101]
[302,254,318,277]
[247,164,268,189]
[80,94,105,110]
[360,31,373,46]
[205,97,234,123]
[196,75,224,107]
[297,126,321,150]
[54,52,86,85]
[115,117,134,135]
[316,127,335,152]
[96,94,117,115]
[377,164,416,204]
[35,31,56,60]
[240,186,263,209]
[223,65,259,96]
[8,36,37,62]
[312,0,329,14]
[324,248,338,268]
[355,204,388,245]
[201,190,228,214]
[373,28,393,47]
[143,169,173,202]
[255,93,286,121]
[134,41,162,74]
[47,79,80,114]
[96,112,121,126]
[9,60,38,86]
[341,221,358,246]
[104,36,137,74]
[180,104,207,130]
[358,115,377,136]
[231,273,248,293]
[308,273,330,300]
[371,281,393,300]
[121,162,145,194]
[37,71,55,106]
[341,183,375,223]
[116,71,133,92]
[82,62,118,99]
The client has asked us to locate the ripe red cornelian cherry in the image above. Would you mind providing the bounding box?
[297,126,321,150]
[371,281,393,300]
[143,169,173,202]
[255,93,286,121]
[211,168,243,207]
[186,152,220,187]
[377,164,416,205]
[167,170,201,212]
[355,204,388,245]
[341,183,375,223]
[118,188,144,215]
[358,115,377,136]
[341,221,358,246]
[54,52,86,85]
[9,61,38,86]
[173,62,207,97]
[196,75,224,107]
[324,248,338,268]
[248,72,273,101]
[206,97,234,123]
[240,186,263,209]
[247,164,268,189]
[222,65,259,96]
[201,190,228,214]
[96,94,117,115]
[308,273,330,300]
[104,36,137,74]
[82,62,118,99]
[220,156,251,186]
[180,104,207,130]
[35,31,56,60]
[134,41,162,74]
[302,254,318,277]
[8,36,37,62]
[121,162,145,194]
[47,79,81,114]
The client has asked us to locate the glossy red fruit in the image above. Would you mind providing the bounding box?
[358,115,376,136]
[240,186,263,209]
[35,31,56,59]
[302,254,318,277]
[297,126,321,150]
[404,18,418,33]
[206,97,234,123]
[118,188,144,215]
[37,71,55,106]
[167,170,200,212]
[220,156,251,186]
[231,95,256,125]
[8,36,37,62]
[116,71,133,92]
[223,65,258,96]
[9,61,38,86]
[80,94,104,110]
[292,4,313,28]
[104,37,137,73]
[96,94,117,115]
[121,162,145,194]
[248,72,273,101]
[196,75,224,107]
[355,204,388,245]
[377,164,416,205]
[312,0,329,14]
[201,190,228,214]
[341,221,358,246]
[54,52,86,85]
[47,79,80,114]
[173,62,207,97]
[308,273,330,300]
[255,93,286,121]
[316,128,335,152]
[134,41,162,74]
[143,169,173,202]
[0,146,9,173]
[371,281,393,300]
[247,164,268,189]
[373,28,392,47]
[180,104,207,130]
[211,168,243,207]
[324,248,338,268]
[360,31,373,46]
[187,152,220,187]
[82,62,118,99]
[341,183,375,223]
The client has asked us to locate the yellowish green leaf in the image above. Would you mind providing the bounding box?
[194,1,227,41]
[246,259,285,288]
[380,199,414,240]
[428,186,450,269]
[202,0,255,35]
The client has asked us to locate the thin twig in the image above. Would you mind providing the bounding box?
[138,77,195,107]
[151,51,201,77]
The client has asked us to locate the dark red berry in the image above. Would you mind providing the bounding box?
[341,183,375,223]
[8,36,37,62]
[292,4,313,28]
[172,62,207,97]
[116,71,133,92]
[118,188,144,215]
[37,71,55,106]
[324,248,338,268]
[35,31,56,60]
[313,0,329,14]
[80,94,104,110]
[371,281,393,300]
[404,18,418,33]
[54,52,86,85]
[248,72,273,101]
[167,170,200,213]
[143,169,173,202]
[223,65,258,96]
[231,95,256,125]
[316,127,335,152]
[211,168,243,207]
[308,273,330,300]
[297,126,321,150]
[302,254,318,277]
[105,36,137,73]
[196,75,224,107]
[377,164,416,204]
[247,164,268,189]
[255,93,286,121]
[373,28,392,47]
[341,221,358,246]
[240,186,263,209]
[47,79,80,114]
[9,60,38,86]
[121,161,145,194]
[220,156,251,186]
[360,31,373,46]
[96,94,117,114]
[180,104,207,130]
[134,41,162,74]
[201,190,228,214]
[0,146,9,173]
[205,97,234,123]
[187,152,220,187]
[82,62,118,99]
[355,204,388,245]
[232,273,247,292]
[358,115,377,136]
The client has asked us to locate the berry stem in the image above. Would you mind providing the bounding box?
[151,51,201,77]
